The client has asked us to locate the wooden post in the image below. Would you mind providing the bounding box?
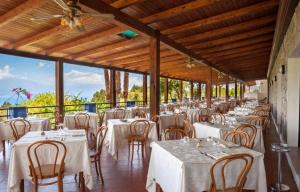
[164,78,169,103]
[206,68,212,108]
[110,69,116,107]
[225,82,229,102]
[143,74,147,106]
[215,85,218,97]
[179,80,183,101]
[219,85,222,97]
[235,80,238,99]
[240,83,243,100]
[150,31,160,119]
[199,83,202,100]
[55,60,64,123]
[197,83,201,100]
[190,81,194,100]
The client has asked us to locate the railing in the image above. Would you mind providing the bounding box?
[0,100,146,122]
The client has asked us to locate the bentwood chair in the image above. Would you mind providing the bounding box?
[234,124,257,149]
[10,119,31,141]
[245,116,264,127]
[90,126,108,183]
[197,108,211,123]
[164,128,187,140]
[168,112,186,130]
[223,130,251,148]
[211,113,226,125]
[209,153,254,192]
[74,113,90,133]
[128,120,150,164]
[27,140,67,192]
[183,119,195,138]
[134,109,147,118]
[97,111,105,127]
[113,108,126,119]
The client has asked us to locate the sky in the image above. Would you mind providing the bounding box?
[0,54,143,104]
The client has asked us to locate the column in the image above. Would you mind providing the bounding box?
[143,74,147,105]
[55,60,64,123]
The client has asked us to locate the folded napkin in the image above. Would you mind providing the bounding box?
[205,151,229,159]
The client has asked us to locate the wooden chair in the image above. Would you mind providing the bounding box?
[209,153,254,192]
[164,128,187,140]
[223,130,251,148]
[252,110,268,117]
[234,124,257,149]
[27,140,67,192]
[90,126,108,184]
[211,113,225,125]
[97,111,105,127]
[134,109,147,118]
[245,116,264,127]
[168,112,185,130]
[198,108,211,123]
[113,108,126,119]
[10,119,31,141]
[74,112,90,133]
[183,119,195,138]
[128,120,150,164]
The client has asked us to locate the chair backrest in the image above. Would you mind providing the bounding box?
[10,119,31,141]
[164,128,187,140]
[74,113,90,132]
[183,119,195,138]
[234,124,257,149]
[245,116,264,127]
[135,109,147,118]
[97,111,105,127]
[95,126,108,155]
[129,120,151,139]
[27,140,67,179]
[223,130,250,148]
[211,113,225,125]
[252,110,268,117]
[113,108,126,119]
[209,153,254,192]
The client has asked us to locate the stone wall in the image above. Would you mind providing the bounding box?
[269,1,300,144]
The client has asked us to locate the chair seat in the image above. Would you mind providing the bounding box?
[127,135,146,142]
[32,164,63,179]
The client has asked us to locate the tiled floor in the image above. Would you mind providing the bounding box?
[0,123,298,192]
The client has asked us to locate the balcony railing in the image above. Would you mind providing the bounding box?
[0,100,146,124]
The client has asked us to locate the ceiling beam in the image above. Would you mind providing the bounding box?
[0,0,47,28]
[215,52,270,64]
[188,26,274,50]
[111,0,143,9]
[213,48,271,61]
[44,26,124,55]
[139,0,219,24]
[177,15,276,45]
[162,0,278,35]
[73,36,148,59]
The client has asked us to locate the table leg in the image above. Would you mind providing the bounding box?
[20,179,24,192]
[79,172,85,192]
[2,140,5,156]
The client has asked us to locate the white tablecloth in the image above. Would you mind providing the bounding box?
[7,130,93,192]
[0,117,51,141]
[105,109,131,121]
[105,119,158,159]
[64,112,98,133]
[146,140,267,192]
[193,122,265,153]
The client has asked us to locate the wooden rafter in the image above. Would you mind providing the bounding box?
[162,0,278,35]
[139,0,219,24]
[44,26,124,55]
[213,49,271,62]
[111,0,142,9]
[177,15,276,45]
[0,0,47,28]
[188,26,274,49]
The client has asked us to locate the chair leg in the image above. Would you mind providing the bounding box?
[128,141,131,161]
[94,157,99,177]
[58,174,64,192]
[2,140,5,156]
[141,142,144,159]
[131,142,134,164]
[98,159,104,184]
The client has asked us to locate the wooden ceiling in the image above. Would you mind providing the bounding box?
[0,0,279,83]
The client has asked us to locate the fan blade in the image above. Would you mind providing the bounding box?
[53,0,71,12]
[75,24,86,32]
[80,13,115,19]
[30,14,64,21]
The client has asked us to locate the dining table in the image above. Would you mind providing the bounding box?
[7,129,93,192]
[64,112,98,133]
[146,139,267,192]
[193,122,265,153]
[105,118,158,159]
[0,117,51,147]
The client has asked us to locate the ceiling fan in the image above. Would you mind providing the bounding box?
[30,0,114,32]
[186,57,204,69]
